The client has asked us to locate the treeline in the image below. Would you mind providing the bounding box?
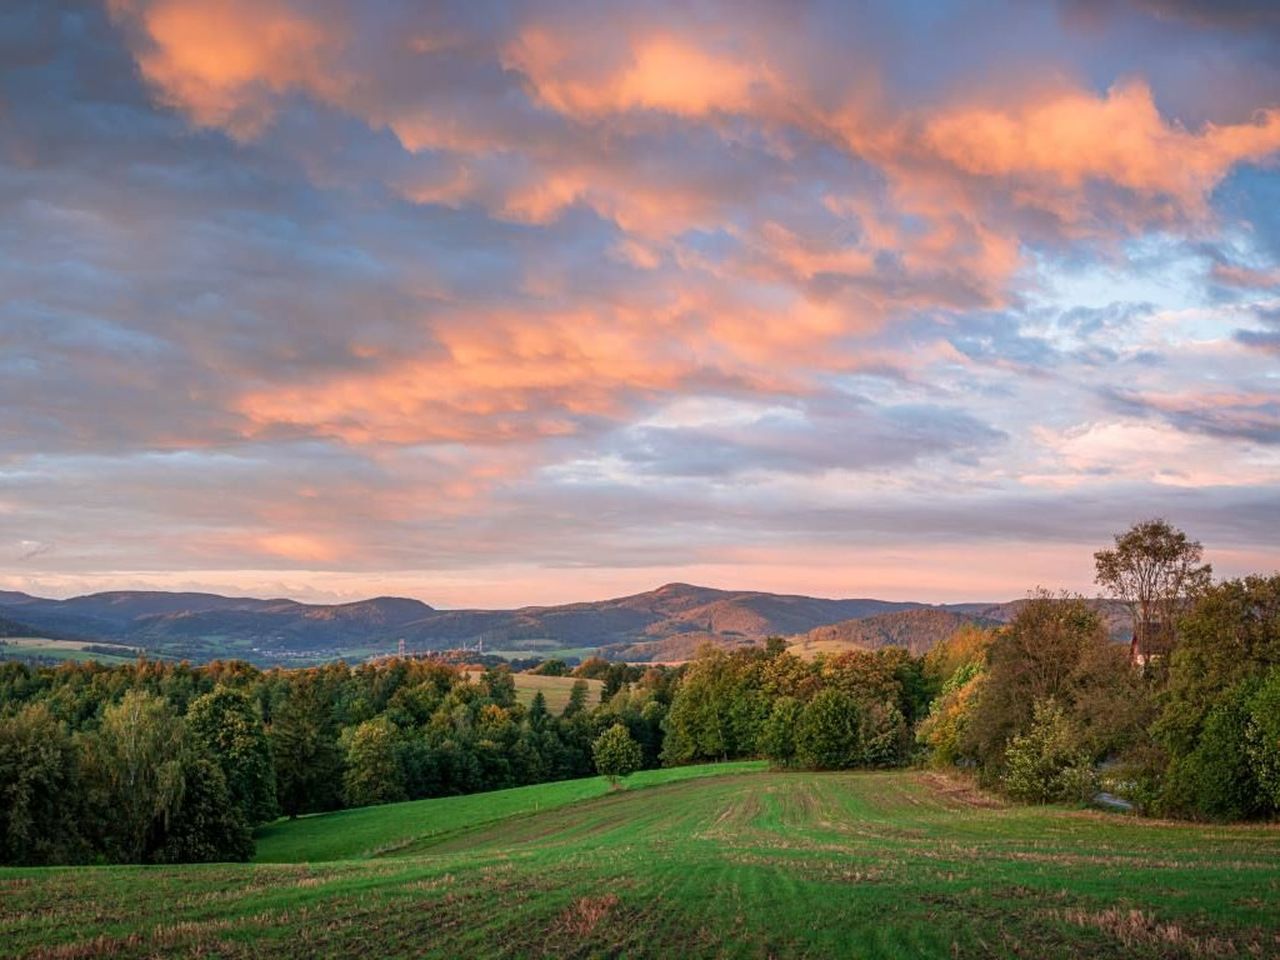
[660,639,929,769]
[0,658,671,866]
[916,575,1280,820]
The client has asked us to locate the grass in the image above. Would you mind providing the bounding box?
[786,637,869,659]
[3,768,1278,958]
[254,761,764,863]
[0,637,141,665]
[485,646,603,662]
[462,671,605,713]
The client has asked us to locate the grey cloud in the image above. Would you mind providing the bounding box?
[612,396,1007,478]
[1103,388,1280,445]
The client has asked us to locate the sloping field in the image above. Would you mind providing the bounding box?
[3,768,1278,959]
[461,671,605,714]
[0,637,140,664]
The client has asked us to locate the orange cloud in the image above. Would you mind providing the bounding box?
[507,29,775,118]
[235,308,694,445]
[915,79,1280,222]
[254,532,341,563]
[108,0,347,139]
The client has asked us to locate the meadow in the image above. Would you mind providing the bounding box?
[0,637,141,665]
[3,764,1277,959]
[462,670,605,714]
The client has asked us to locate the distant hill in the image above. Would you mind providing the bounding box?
[790,608,1004,657]
[0,583,924,663]
[0,583,1135,665]
[940,599,1133,642]
[0,612,47,639]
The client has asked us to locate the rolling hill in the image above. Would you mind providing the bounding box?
[0,584,1136,665]
[0,583,926,663]
[789,608,1004,657]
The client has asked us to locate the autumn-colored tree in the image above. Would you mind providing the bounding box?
[963,591,1143,783]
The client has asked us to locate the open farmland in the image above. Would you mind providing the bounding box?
[4,767,1278,959]
[462,670,605,713]
[0,637,141,665]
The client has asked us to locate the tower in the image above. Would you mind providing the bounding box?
[398,637,406,659]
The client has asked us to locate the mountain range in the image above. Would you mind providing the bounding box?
[0,583,1131,664]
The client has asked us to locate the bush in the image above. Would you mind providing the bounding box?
[1001,699,1097,804]
[1245,666,1280,811]
[1163,684,1263,821]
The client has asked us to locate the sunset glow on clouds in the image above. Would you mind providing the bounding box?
[1,0,1278,605]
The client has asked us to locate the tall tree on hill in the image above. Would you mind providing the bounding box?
[270,675,344,818]
[0,702,83,865]
[85,689,187,862]
[186,686,277,826]
[343,716,407,807]
[1095,519,1213,668]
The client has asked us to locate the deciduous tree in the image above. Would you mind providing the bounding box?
[592,723,643,786]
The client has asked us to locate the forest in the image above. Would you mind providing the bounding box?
[1,521,1277,866]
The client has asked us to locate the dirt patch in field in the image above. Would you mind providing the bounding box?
[917,772,1005,809]
[554,892,621,937]
[1047,907,1276,958]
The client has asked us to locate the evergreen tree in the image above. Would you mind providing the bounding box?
[270,676,344,817]
[563,679,590,717]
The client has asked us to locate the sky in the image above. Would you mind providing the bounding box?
[1,0,1278,608]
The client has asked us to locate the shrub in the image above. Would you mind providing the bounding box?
[1001,699,1097,804]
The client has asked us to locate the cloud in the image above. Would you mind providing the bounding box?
[606,393,1006,478]
[1104,387,1280,444]
[1234,306,1280,353]
[105,0,358,139]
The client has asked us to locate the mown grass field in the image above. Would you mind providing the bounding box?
[462,671,605,713]
[0,637,140,664]
[3,766,1278,959]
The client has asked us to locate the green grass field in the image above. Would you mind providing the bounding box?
[0,637,141,665]
[462,671,606,713]
[3,766,1278,959]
